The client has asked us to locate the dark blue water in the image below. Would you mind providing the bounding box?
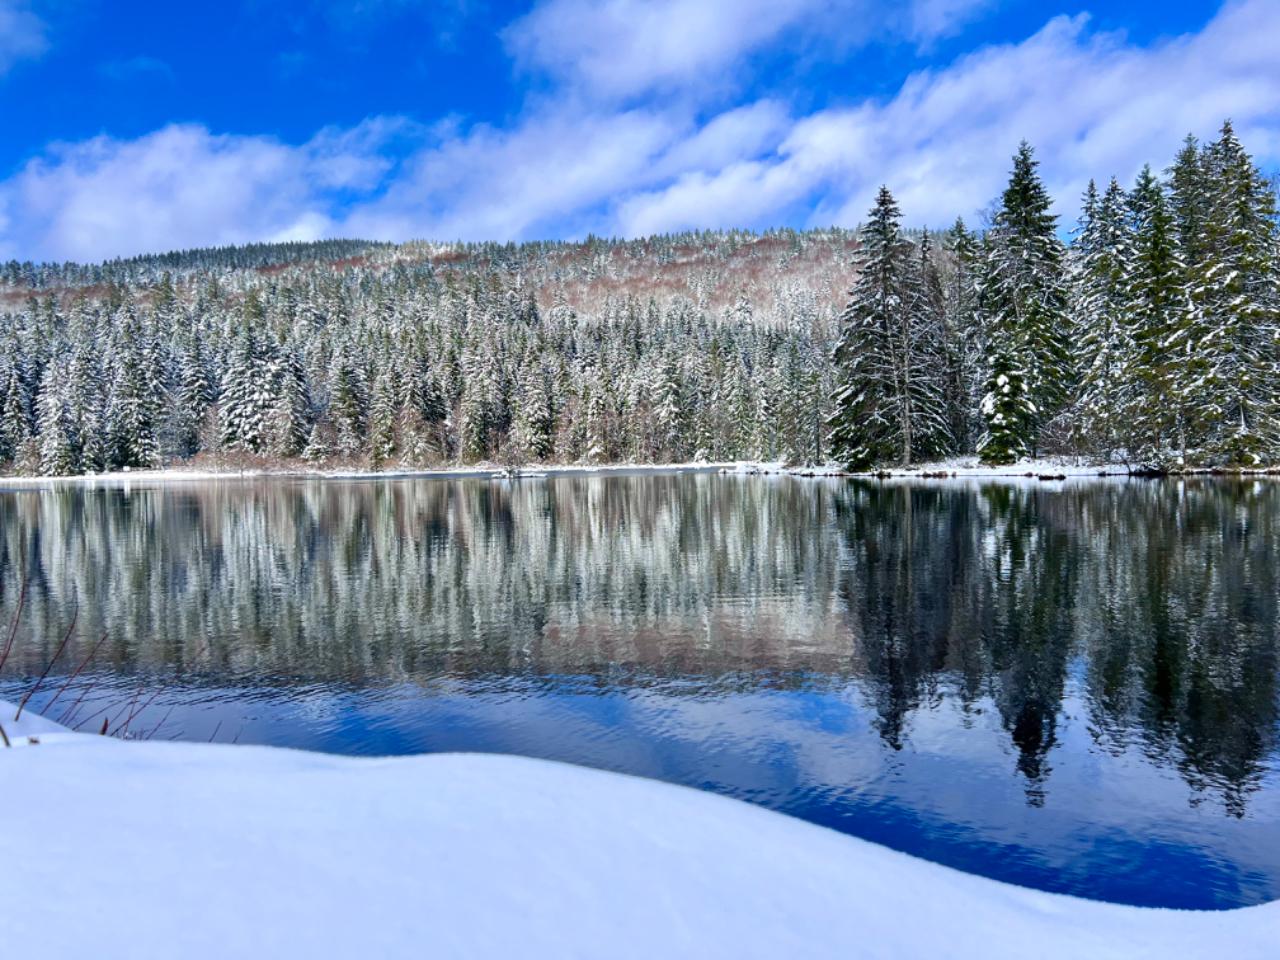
[2,474,1279,909]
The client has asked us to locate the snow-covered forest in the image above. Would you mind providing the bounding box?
[0,122,1275,476]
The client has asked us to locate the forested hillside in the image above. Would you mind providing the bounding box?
[0,122,1276,476]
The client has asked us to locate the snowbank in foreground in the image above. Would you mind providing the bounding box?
[0,700,65,743]
[1,703,1273,959]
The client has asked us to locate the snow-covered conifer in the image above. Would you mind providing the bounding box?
[977,143,1072,462]
[829,187,948,469]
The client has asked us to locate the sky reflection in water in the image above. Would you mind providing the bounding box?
[2,474,1278,908]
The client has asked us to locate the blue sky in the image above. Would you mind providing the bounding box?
[0,0,1275,262]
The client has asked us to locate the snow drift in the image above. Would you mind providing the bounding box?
[1,702,1275,959]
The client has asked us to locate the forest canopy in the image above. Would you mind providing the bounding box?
[0,122,1276,476]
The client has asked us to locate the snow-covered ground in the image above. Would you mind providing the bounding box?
[735,456,1132,478]
[2,701,1274,959]
[0,461,734,486]
[758,457,1280,478]
[3,457,1277,488]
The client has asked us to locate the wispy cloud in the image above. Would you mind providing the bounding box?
[0,121,403,261]
[503,0,828,102]
[503,0,1000,102]
[373,0,1280,240]
[0,0,48,76]
[908,0,1000,46]
[1,0,1277,261]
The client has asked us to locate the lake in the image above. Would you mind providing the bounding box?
[2,472,1278,910]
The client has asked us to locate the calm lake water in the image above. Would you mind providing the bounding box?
[2,473,1279,909]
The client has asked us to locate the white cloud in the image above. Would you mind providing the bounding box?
[1,0,1278,261]
[503,0,1001,102]
[343,104,687,241]
[504,0,826,101]
[0,122,400,262]
[0,0,47,75]
[651,100,792,178]
[612,0,1280,234]
[908,0,999,45]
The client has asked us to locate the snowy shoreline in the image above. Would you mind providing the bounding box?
[2,457,1279,488]
[0,461,734,487]
[2,700,1276,959]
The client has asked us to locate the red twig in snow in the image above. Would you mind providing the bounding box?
[56,633,109,726]
[42,631,109,716]
[0,579,28,673]
[74,679,144,733]
[14,605,78,721]
[142,703,176,741]
[112,688,164,738]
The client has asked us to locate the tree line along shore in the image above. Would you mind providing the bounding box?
[0,122,1276,478]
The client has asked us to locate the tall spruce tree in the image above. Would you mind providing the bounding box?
[1187,122,1280,463]
[943,218,985,451]
[330,356,368,458]
[0,358,30,463]
[368,364,401,464]
[1123,165,1186,464]
[220,322,273,454]
[513,350,556,463]
[1070,178,1133,459]
[107,307,164,468]
[977,142,1073,463]
[36,359,80,475]
[829,186,948,469]
[267,347,311,458]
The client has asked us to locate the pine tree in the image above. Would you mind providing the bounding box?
[68,344,109,471]
[829,186,948,469]
[1168,135,1211,272]
[716,355,753,461]
[1165,137,1219,464]
[402,358,450,464]
[302,421,332,463]
[581,371,612,465]
[1187,122,1280,463]
[977,350,1035,464]
[1123,165,1187,465]
[36,360,80,476]
[915,230,957,457]
[513,351,556,463]
[175,334,215,456]
[458,345,500,463]
[266,347,311,458]
[107,308,164,468]
[651,356,685,461]
[1070,178,1133,459]
[220,324,273,454]
[942,218,984,451]
[330,358,367,458]
[0,361,30,463]
[977,143,1073,462]
[752,357,781,461]
[368,367,400,464]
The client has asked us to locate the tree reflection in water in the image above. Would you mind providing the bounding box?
[1,474,1278,905]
